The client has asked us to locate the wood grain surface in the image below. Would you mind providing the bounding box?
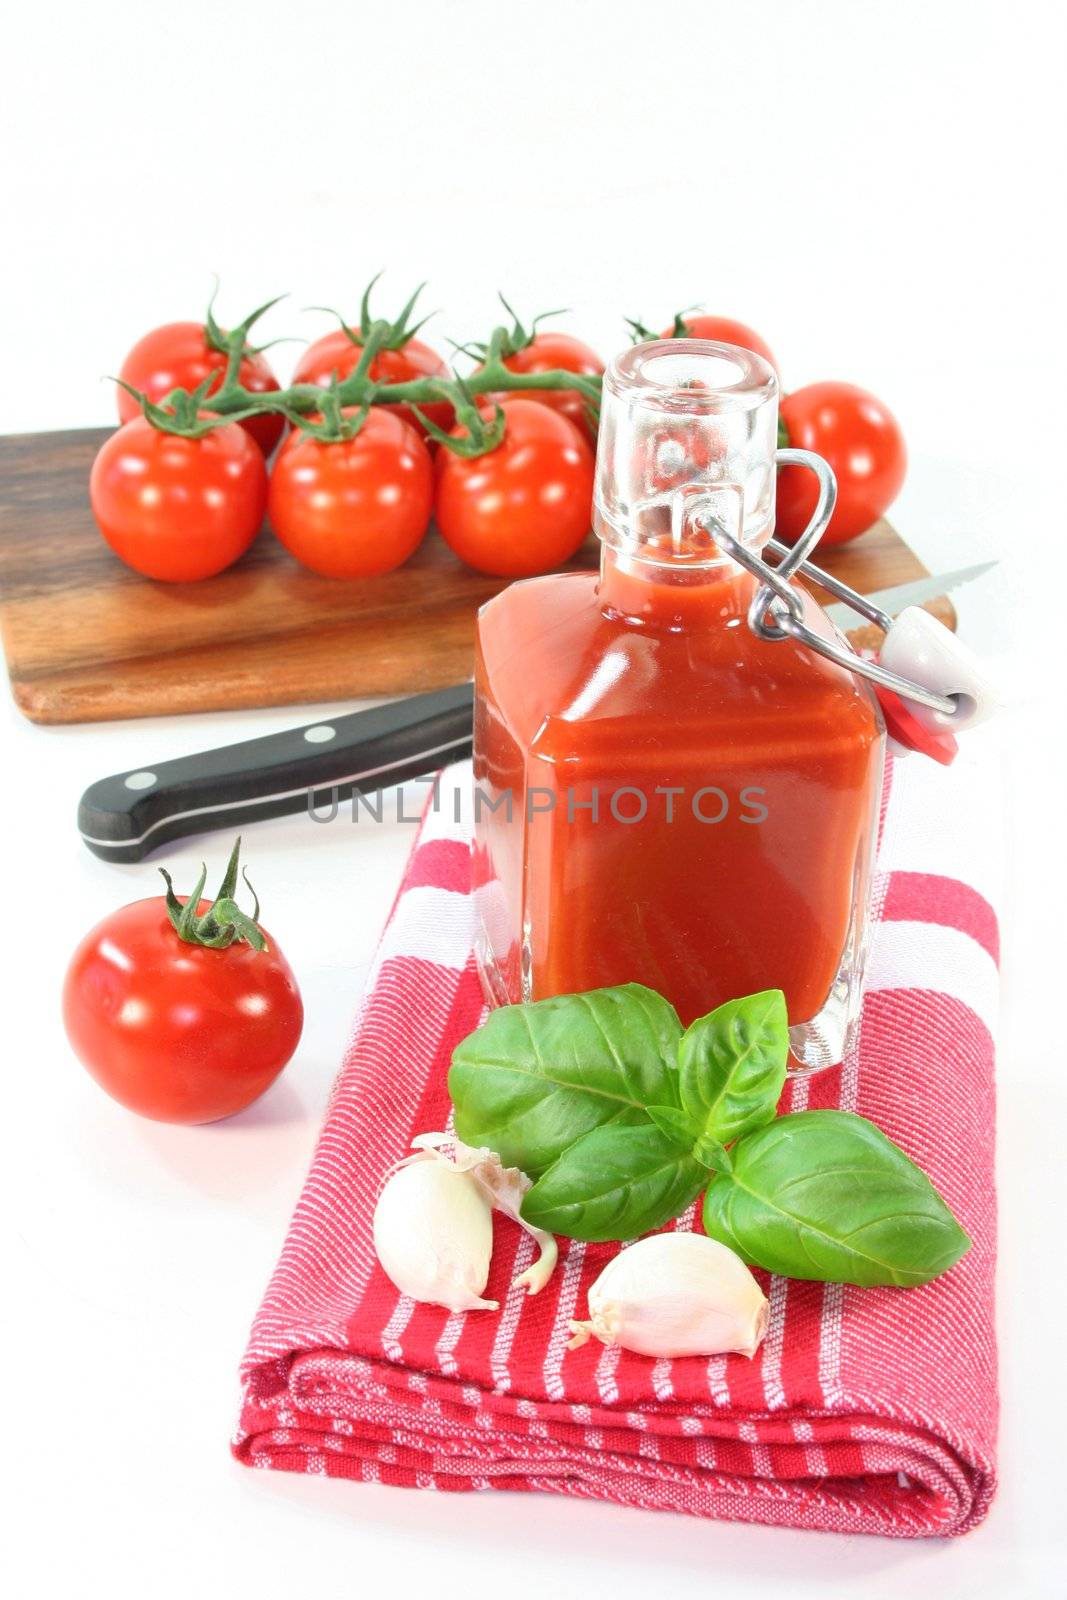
[0,427,956,725]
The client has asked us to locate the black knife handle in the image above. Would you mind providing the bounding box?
[77,683,474,863]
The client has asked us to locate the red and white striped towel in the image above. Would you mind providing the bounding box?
[234,751,999,1537]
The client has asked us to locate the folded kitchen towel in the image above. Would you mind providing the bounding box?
[234,750,1000,1537]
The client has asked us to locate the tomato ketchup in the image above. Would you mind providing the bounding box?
[472,341,885,1070]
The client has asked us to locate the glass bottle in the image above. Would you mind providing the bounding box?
[472,340,885,1071]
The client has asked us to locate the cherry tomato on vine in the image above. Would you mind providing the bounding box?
[293,330,453,436]
[62,843,303,1125]
[491,331,604,441]
[776,381,907,546]
[434,398,595,579]
[665,314,777,375]
[117,321,285,458]
[268,408,433,579]
[90,417,268,581]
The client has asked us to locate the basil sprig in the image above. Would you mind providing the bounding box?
[449,983,971,1287]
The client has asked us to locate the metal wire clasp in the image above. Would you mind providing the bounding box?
[701,449,959,720]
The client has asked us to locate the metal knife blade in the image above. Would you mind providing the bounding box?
[825,560,997,628]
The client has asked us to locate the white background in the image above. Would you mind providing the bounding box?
[2,2,1064,1595]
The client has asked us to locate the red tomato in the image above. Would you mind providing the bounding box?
[493,331,604,441]
[268,408,433,578]
[292,329,453,436]
[63,895,303,1124]
[90,417,268,581]
[434,398,594,578]
[665,314,778,376]
[117,321,285,457]
[776,382,907,546]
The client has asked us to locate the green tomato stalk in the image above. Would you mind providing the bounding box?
[121,278,605,455]
[159,836,267,951]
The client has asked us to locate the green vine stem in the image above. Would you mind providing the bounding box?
[124,282,605,457]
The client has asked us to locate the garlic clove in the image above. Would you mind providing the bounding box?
[372,1132,559,1313]
[567,1231,768,1359]
[410,1132,559,1296]
[372,1157,498,1312]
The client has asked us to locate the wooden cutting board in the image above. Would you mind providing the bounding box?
[0,426,956,725]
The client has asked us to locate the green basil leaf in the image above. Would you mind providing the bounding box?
[692,1133,732,1173]
[522,1123,705,1242]
[678,988,788,1145]
[646,1104,694,1143]
[449,984,683,1177]
[702,1110,971,1287]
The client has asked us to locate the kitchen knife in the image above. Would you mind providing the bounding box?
[77,682,474,863]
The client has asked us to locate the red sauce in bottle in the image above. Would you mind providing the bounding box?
[475,554,882,1025]
[472,340,885,1063]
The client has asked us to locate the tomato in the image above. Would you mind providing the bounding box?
[491,331,604,441]
[665,314,778,376]
[117,321,285,458]
[776,381,907,546]
[434,398,595,578]
[63,891,303,1125]
[292,329,453,436]
[90,417,268,581]
[268,408,433,578]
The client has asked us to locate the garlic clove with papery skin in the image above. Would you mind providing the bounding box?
[567,1231,768,1359]
[372,1133,559,1313]
[373,1157,499,1312]
[409,1133,558,1294]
